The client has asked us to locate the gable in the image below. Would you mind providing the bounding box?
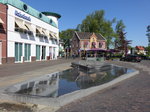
[75,31,106,41]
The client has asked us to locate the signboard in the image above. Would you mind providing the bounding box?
[15,10,31,21]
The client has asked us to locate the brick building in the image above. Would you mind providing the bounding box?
[0,3,7,64]
[71,31,107,57]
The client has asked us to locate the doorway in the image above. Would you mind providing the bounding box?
[15,42,22,62]
[41,46,46,60]
[24,43,31,62]
[36,45,41,61]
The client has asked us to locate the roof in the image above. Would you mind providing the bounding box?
[75,31,105,40]
[0,0,59,28]
[136,46,145,50]
[42,12,61,19]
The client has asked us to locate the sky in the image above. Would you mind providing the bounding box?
[21,0,150,47]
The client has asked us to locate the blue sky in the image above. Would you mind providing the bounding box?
[22,0,150,47]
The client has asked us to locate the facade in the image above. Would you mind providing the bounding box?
[135,46,146,55]
[0,0,61,64]
[71,31,106,57]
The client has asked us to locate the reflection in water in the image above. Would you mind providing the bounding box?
[5,65,134,98]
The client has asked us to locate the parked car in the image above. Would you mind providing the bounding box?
[120,54,141,62]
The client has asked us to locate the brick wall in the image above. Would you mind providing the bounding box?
[0,3,7,64]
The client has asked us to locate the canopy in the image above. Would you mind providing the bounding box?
[0,18,4,24]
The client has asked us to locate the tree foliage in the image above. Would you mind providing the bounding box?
[115,20,126,49]
[59,29,76,48]
[76,10,117,49]
[146,25,150,46]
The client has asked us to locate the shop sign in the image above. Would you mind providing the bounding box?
[15,10,31,21]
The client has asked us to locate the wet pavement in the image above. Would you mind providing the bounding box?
[56,60,150,112]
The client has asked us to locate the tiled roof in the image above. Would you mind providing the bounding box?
[136,46,145,50]
[75,31,105,40]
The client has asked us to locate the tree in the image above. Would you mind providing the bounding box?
[145,46,150,56]
[146,25,150,46]
[76,10,116,49]
[115,20,131,56]
[60,29,76,49]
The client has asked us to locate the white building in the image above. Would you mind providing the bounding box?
[0,0,61,64]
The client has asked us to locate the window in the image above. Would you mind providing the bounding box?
[84,41,88,48]
[39,13,42,18]
[91,42,96,48]
[23,4,28,12]
[99,42,103,48]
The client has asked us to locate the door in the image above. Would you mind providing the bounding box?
[41,46,46,60]
[36,45,40,60]
[24,44,31,62]
[53,47,55,59]
[0,42,2,64]
[15,42,22,62]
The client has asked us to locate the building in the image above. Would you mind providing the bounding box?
[135,46,146,55]
[71,31,106,57]
[0,0,61,64]
[58,39,65,57]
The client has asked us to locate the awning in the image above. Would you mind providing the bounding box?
[0,18,4,24]
[25,22,34,32]
[42,29,49,37]
[49,32,55,38]
[36,27,44,35]
[15,19,27,30]
[86,48,107,52]
[53,33,57,38]
[49,32,53,38]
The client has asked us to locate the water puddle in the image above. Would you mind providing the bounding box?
[5,65,134,98]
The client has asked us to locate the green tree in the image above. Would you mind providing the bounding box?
[60,29,76,49]
[76,10,116,49]
[146,25,150,46]
[115,20,125,34]
[145,46,150,55]
[115,20,126,49]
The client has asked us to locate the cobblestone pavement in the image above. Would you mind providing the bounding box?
[0,58,79,77]
[56,60,150,112]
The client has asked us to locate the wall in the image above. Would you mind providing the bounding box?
[0,3,7,64]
